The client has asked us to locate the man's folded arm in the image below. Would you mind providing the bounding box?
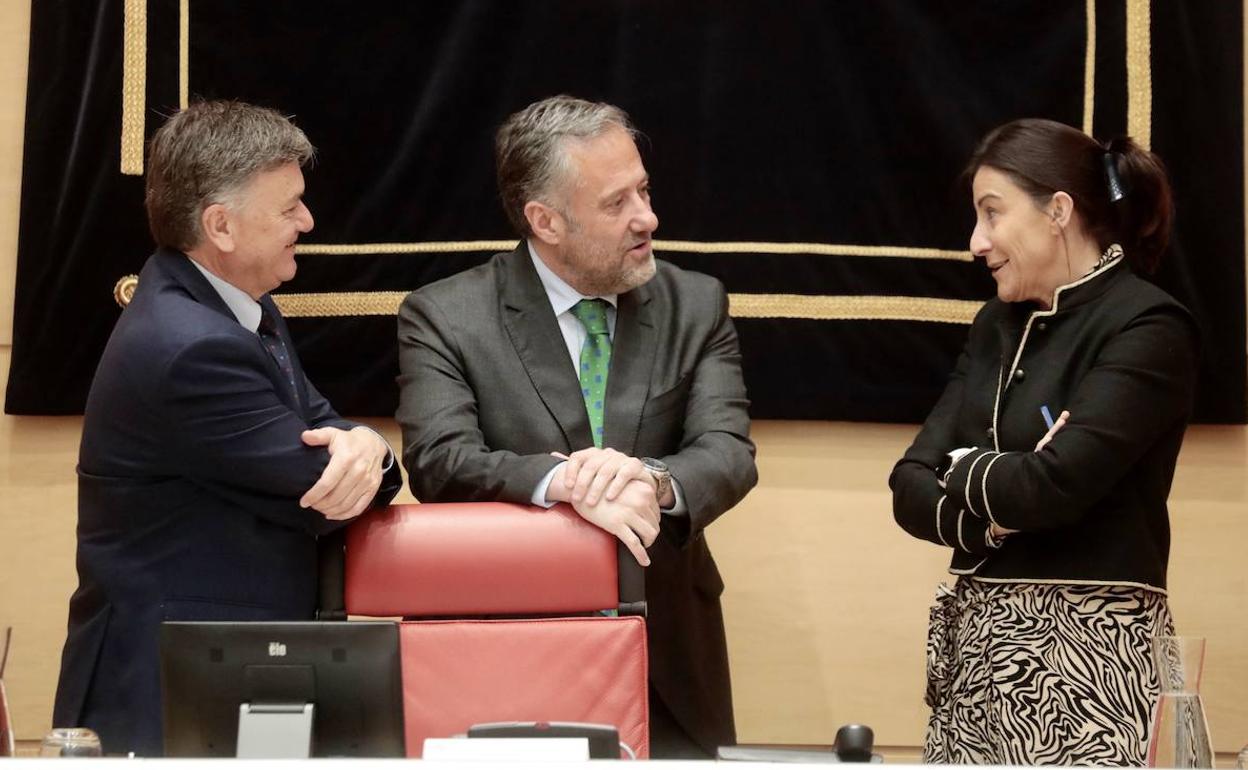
[163,334,396,533]
[303,378,402,508]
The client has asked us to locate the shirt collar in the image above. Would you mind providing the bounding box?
[526,240,618,315]
[1044,243,1127,314]
[187,257,264,333]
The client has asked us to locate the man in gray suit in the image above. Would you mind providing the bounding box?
[396,95,757,758]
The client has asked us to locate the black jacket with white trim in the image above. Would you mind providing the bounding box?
[890,257,1198,591]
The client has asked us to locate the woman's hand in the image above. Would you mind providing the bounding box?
[990,410,1071,540]
[1035,410,1070,452]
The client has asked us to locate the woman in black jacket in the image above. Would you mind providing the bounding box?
[890,119,1198,766]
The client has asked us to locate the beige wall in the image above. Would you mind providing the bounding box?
[1,1,1246,755]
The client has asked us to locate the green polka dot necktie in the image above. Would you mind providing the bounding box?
[571,298,612,447]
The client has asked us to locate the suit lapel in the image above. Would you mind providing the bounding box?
[157,249,304,414]
[499,245,594,450]
[602,282,658,455]
[155,248,237,322]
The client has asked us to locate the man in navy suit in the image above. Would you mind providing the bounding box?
[51,101,401,756]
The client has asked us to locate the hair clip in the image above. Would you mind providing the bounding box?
[1102,152,1126,203]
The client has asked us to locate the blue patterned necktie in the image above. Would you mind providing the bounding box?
[570,299,612,447]
[258,306,299,400]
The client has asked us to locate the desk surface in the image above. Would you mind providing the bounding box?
[2,762,940,768]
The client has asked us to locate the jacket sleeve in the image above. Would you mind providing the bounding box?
[942,306,1198,531]
[302,377,353,432]
[660,286,758,542]
[160,333,395,536]
[890,347,996,556]
[396,291,563,504]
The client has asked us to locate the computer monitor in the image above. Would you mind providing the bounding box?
[160,621,405,758]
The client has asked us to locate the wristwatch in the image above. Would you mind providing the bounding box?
[641,457,672,502]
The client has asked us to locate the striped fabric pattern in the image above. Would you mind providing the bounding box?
[924,578,1173,765]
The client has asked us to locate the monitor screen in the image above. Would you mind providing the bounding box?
[160,621,405,758]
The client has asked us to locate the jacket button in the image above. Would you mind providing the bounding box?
[986,426,995,440]
[1036,322,1048,332]
[1013,368,1025,382]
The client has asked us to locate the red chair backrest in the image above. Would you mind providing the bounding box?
[345,502,620,616]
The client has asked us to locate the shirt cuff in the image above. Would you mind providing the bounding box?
[942,446,976,485]
[530,461,563,508]
[662,478,689,517]
[359,426,396,473]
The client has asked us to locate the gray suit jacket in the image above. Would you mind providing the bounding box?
[397,243,757,753]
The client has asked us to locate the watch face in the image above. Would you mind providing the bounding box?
[643,457,669,473]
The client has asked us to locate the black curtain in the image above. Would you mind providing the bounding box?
[9,1,1245,422]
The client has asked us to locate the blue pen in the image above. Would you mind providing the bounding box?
[1040,405,1055,430]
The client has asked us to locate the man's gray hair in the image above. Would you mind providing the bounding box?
[494,95,635,235]
[145,100,314,251]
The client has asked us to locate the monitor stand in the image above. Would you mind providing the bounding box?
[236,702,314,758]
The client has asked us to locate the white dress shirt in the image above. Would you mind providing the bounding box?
[190,258,263,332]
[526,242,685,514]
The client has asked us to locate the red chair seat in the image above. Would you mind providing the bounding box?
[400,617,648,758]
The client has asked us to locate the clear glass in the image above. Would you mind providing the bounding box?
[1236,744,1248,770]
[0,627,14,757]
[39,727,102,758]
[0,680,14,758]
[1147,636,1214,768]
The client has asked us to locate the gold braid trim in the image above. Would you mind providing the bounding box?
[1125,0,1152,149]
[726,294,982,324]
[1083,0,1096,135]
[120,0,147,175]
[179,0,189,109]
[269,290,981,324]
[272,292,409,318]
[296,241,517,256]
[113,275,140,308]
[296,240,972,261]
[655,240,970,260]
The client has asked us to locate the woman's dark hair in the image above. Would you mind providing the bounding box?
[965,118,1173,273]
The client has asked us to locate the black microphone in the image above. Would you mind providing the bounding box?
[714,723,882,763]
[833,724,875,763]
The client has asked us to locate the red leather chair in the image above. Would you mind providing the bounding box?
[343,503,649,758]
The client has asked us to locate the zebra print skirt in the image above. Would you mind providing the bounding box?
[924,578,1173,766]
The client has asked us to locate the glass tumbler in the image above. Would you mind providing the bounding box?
[39,727,103,758]
[1147,635,1214,768]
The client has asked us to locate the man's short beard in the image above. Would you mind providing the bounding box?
[614,252,657,293]
[562,250,655,296]
[557,211,656,295]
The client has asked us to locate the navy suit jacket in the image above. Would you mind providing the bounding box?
[52,248,401,756]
